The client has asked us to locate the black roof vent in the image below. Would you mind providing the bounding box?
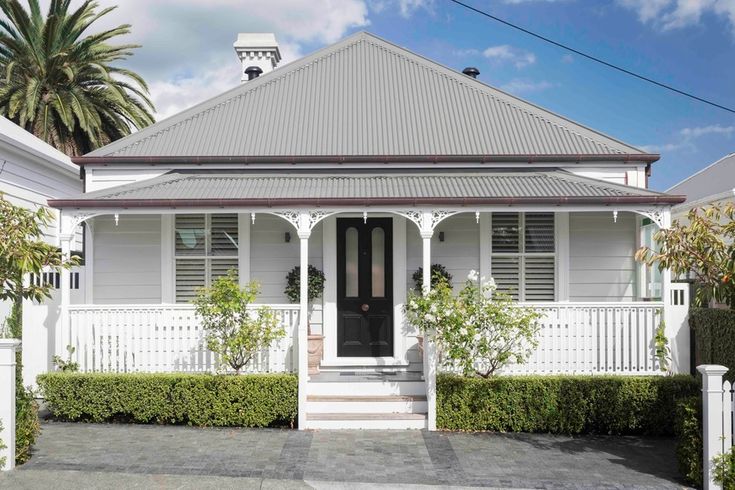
[244,66,263,81]
[462,67,480,79]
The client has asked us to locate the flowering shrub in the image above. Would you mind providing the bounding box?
[405,271,541,377]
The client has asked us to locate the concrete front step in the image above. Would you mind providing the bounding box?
[305,412,428,430]
[306,395,428,414]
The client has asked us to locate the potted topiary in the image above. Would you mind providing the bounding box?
[285,265,326,374]
[411,264,452,357]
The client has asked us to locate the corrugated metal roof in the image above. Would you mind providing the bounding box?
[52,170,681,207]
[87,32,647,159]
[667,152,735,203]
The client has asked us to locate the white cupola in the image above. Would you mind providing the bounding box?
[233,33,281,82]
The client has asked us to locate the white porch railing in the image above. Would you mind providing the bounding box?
[65,304,298,373]
[442,302,666,375]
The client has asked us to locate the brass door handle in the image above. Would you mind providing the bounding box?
[361,304,370,312]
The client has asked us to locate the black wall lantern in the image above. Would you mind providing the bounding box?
[285,232,291,243]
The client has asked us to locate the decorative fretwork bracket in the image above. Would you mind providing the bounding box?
[634,207,671,229]
[271,210,338,236]
[395,210,460,237]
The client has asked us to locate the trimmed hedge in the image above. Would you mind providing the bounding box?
[690,308,735,381]
[37,372,297,427]
[674,396,702,487]
[437,374,699,435]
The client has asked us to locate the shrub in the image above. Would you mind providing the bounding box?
[412,264,452,291]
[15,386,40,464]
[37,372,297,427]
[674,396,702,487]
[713,447,735,489]
[193,271,284,374]
[0,419,5,469]
[437,374,698,435]
[284,265,325,303]
[690,308,735,381]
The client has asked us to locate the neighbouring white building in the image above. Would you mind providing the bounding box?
[0,116,83,387]
[668,152,735,219]
[41,31,691,430]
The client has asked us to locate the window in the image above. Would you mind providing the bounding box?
[639,218,662,299]
[491,212,555,301]
[175,214,238,302]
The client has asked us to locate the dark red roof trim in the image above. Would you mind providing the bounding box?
[48,195,686,209]
[71,153,661,166]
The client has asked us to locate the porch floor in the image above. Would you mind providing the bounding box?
[309,371,423,382]
[4,421,691,489]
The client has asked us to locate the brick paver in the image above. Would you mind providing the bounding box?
[0,422,692,489]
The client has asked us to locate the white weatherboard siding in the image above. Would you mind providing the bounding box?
[85,166,169,193]
[250,215,323,305]
[569,212,637,301]
[92,215,162,303]
[406,214,480,292]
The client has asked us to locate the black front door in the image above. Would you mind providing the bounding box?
[337,218,393,357]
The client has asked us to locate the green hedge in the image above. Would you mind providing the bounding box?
[437,374,699,435]
[674,396,702,487]
[690,308,735,381]
[37,372,298,427]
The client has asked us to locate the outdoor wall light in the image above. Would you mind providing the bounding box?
[438,231,445,242]
[285,232,291,243]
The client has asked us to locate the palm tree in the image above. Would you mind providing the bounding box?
[0,0,155,155]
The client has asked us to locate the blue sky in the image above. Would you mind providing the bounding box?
[81,0,735,191]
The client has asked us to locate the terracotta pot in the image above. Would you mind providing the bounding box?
[308,334,324,375]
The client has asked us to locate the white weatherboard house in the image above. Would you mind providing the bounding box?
[45,32,691,430]
[0,116,83,388]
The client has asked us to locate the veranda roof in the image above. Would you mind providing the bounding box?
[49,170,684,208]
[78,32,655,163]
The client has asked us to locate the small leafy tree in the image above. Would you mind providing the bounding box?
[636,203,735,308]
[405,270,541,377]
[194,271,284,374]
[284,265,325,304]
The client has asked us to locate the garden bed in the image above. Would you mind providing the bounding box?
[37,372,297,428]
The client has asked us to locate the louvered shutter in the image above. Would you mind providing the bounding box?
[175,215,205,255]
[210,258,238,283]
[524,213,555,253]
[491,256,520,300]
[210,214,238,256]
[176,259,205,302]
[524,256,555,301]
[491,213,520,253]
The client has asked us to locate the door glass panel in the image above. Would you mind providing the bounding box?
[345,227,359,297]
[371,227,385,297]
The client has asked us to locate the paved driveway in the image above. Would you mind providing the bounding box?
[1,422,691,489]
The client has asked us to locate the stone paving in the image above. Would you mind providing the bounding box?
[0,422,692,489]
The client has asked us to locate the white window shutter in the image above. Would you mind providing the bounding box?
[175,258,206,302]
[523,256,555,301]
[491,256,520,300]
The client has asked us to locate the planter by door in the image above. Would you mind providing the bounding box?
[336,218,393,357]
[308,334,324,374]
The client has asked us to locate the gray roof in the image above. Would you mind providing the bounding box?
[86,32,649,159]
[667,153,735,203]
[49,170,683,208]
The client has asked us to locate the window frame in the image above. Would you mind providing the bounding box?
[490,212,557,302]
[173,213,239,303]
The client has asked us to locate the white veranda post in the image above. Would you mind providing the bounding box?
[297,212,311,430]
[57,219,75,359]
[420,211,437,431]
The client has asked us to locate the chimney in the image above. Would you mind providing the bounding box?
[462,67,480,79]
[233,33,281,82]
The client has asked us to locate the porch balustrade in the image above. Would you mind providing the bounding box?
[63,301,666,375]
[65,304,299,373]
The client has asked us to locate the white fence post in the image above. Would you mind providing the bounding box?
[698,364,729,490]
[665,282,690,374]
[0,339,20,471]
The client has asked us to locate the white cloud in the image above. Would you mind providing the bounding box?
[503,0,570,4]
[561,53,574,64]
[34,0,371,120]
[500,79,554,94]
[680,124,735,137]
[483,45,536,68]
[618,0,735,32]
[639,124,734,154]
[397,0,434,17]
